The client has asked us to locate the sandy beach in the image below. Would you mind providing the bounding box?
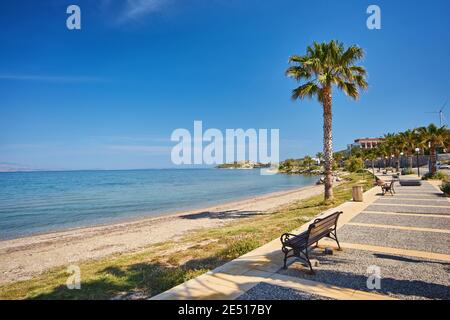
[0,184,324,285]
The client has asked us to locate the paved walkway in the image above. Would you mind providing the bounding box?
[152,177,450,300]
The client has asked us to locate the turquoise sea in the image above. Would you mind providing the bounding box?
[0,169,317,240]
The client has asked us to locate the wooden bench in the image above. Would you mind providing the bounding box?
[280,211,343,273]
[381,180,396,195]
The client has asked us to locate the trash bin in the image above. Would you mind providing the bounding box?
[352,186,364,202]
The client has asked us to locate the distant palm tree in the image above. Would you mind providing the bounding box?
[333,152,344,168]
[315,152,324,164]
[364,148,378,180]
[376,143,389,169]
[384,133,402,172]
[398,129,418,169]
[416,124,450,174]
[286,40,368,201]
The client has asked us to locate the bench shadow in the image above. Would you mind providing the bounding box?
[373,253,450,268]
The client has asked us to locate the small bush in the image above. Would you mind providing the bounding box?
[440,181,450,196]
[401,168,414,175]
[217,238,261,260]
[344,156,364,173]
[422,172,449,181]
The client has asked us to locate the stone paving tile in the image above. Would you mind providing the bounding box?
[236,282,334,300]
[375,199,450,206]
[394,191,441,195]
[394,186,440,191]
[394,190,442,195]
[396,186,439,190]
[338,224,450,254]
[391,194,448,199]
[352,212,450,230]
[277,248,450,300]
[366,204,450,215]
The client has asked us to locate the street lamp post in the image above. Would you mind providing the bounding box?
[400,152,404,171]
[415,148,420,177]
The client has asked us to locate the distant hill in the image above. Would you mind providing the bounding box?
[0,163,34,172]
[216,161,271,169]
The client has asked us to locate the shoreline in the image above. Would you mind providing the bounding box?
[0,183,318,242]
[0,183,324,285]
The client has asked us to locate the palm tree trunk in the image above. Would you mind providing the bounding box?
[396,155,400,172]
[322,86,334,201]
[430,146,437,174]
[408,154,413,170]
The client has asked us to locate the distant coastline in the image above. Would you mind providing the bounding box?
[216,161,271,170]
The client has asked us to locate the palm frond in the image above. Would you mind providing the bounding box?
[291,82,320,101]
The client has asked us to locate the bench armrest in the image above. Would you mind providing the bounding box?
[280,233,298,243]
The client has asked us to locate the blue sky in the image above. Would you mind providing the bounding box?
[0,0,449,170]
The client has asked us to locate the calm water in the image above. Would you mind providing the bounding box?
[0,169,317,240]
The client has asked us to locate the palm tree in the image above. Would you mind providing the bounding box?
[376,143,389,169]
[286,40,368,201]
[333,152,344,168]
[364,148,378,180]
[398,129,418,170]
[316,152,324,164]
[386,133,403,172]
[383,133,397,169]
[416,124,450,174]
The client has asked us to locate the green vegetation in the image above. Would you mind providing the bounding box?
[416,125,450,175]
[286,40,368,201]
[440,181,450,196]
[368,124,449,174]
[344,156,364,173]
[422,171,449,181]
[0,173,372,300]
[335,124,449,177]
[278,157,320,174]
[401,168,415,176]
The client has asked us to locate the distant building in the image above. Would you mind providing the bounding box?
[347,137,384,152]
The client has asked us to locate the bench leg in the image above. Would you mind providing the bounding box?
[335,235,342,251]
[283,252,288,269]
[303,250,314,274]
[329,231,342,251]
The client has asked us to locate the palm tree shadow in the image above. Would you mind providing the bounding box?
[29,255,232,300]
[180,210,265,220]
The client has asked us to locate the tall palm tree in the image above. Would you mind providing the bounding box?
[286,40,368,201]
[416,124,450,174]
